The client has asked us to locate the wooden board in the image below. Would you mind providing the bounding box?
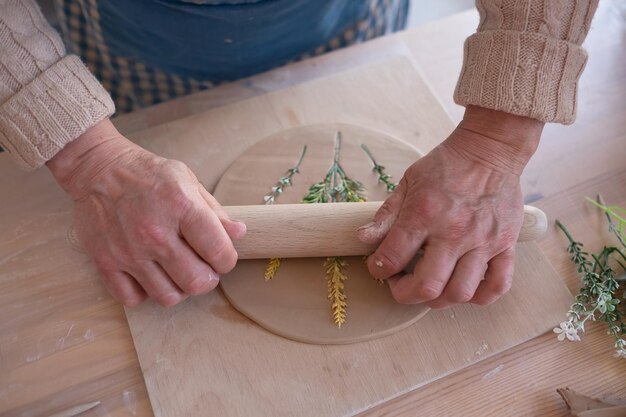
[122,58,575,417]
[213,123,430,344]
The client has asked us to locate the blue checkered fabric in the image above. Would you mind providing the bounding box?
[53,0,409,113]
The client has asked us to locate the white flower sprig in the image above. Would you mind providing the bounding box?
[553,320,581,342]
[554,195,626,359]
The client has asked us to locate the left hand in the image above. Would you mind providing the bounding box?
[357,106,544,309]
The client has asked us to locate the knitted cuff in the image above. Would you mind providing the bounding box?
[0,55,115,170]
[454,30,589,125]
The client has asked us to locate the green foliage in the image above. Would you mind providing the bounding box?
[555,195,626,358]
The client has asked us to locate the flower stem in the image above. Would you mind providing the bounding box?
[262,146,307,280]
[555,219,575,243]
[263,145,307,205]
[360,143,397,192]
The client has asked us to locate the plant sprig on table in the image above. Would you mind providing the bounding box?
[324,257,348,328]
[554,195,626,359]
[302,132,366,204]
[360,143,397,192]
[262,146,307,281]
[263,145,307,205]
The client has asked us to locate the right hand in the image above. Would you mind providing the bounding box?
[47,119,246,307]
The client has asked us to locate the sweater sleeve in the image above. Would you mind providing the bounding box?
[454,0,598,124]
[0,0,115,170]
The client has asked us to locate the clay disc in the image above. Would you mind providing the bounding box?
[213,123,429,344]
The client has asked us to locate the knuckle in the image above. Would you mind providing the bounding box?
[497,230,518,248]
[94,254,117,273]
[162,159,193,177]
[377,199,397,219]
[450,288,475,303]
[207,238,237,273]
[184,275,218,295]
[414,196,445,222]
[437,223,471,246]
[473,294,498,306]
[122,294,145,307]
[136,222,170,247]
[168,188,195,214]
[372,250,406,278]
[392,289,418,305]
[414,282,444,302]
[394,216,425,237]
[491,274,513,295]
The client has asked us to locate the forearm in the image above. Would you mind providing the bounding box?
[455,0,599,125]
[0,0,114,170]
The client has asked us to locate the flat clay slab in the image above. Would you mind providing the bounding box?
[213,123,429,344]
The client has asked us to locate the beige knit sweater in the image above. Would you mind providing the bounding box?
[0,0,598,170]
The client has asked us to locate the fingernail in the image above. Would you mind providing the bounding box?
[161,292,185,307]
[374,259,384,267]
[230,218,246,227]
[357,221,377,231]
[226,220,247,239]
[208,268,220,282]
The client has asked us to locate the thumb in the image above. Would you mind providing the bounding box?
[198,185,247,240]
[357,179,406,244]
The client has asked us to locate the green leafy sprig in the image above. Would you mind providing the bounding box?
[302,133,366,204]
[360,143,397,192]
[263,145,307,205]
[301,132,366,327]
[554,195,626,359]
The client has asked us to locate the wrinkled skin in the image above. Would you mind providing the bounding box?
[47,119,245,307]
[47,106,542,309]
[358,106,543,308]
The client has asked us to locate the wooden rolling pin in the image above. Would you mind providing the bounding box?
[225,202,547,259]
[69,202,547,258]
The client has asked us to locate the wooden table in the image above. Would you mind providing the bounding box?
[2,2,625,416]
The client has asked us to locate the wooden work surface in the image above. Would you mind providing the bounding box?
[119,60,571,417]
[1,2,625,416]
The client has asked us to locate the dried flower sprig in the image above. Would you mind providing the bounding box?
[301,132,366,326]
[360,143,397,192]
[324,257,348,328]
[263,146,307,281]
[554,195,626,359]
[264,257,282,282]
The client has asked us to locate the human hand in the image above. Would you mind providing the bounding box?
[358,106,544,308]
[47,119,245,307]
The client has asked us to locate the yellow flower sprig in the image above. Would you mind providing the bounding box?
[324,257,348,328]
[264,257,282,282]
[300,132,365,326]
[263,146,307,281]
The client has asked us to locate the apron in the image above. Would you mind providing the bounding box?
[53,0,409,113]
